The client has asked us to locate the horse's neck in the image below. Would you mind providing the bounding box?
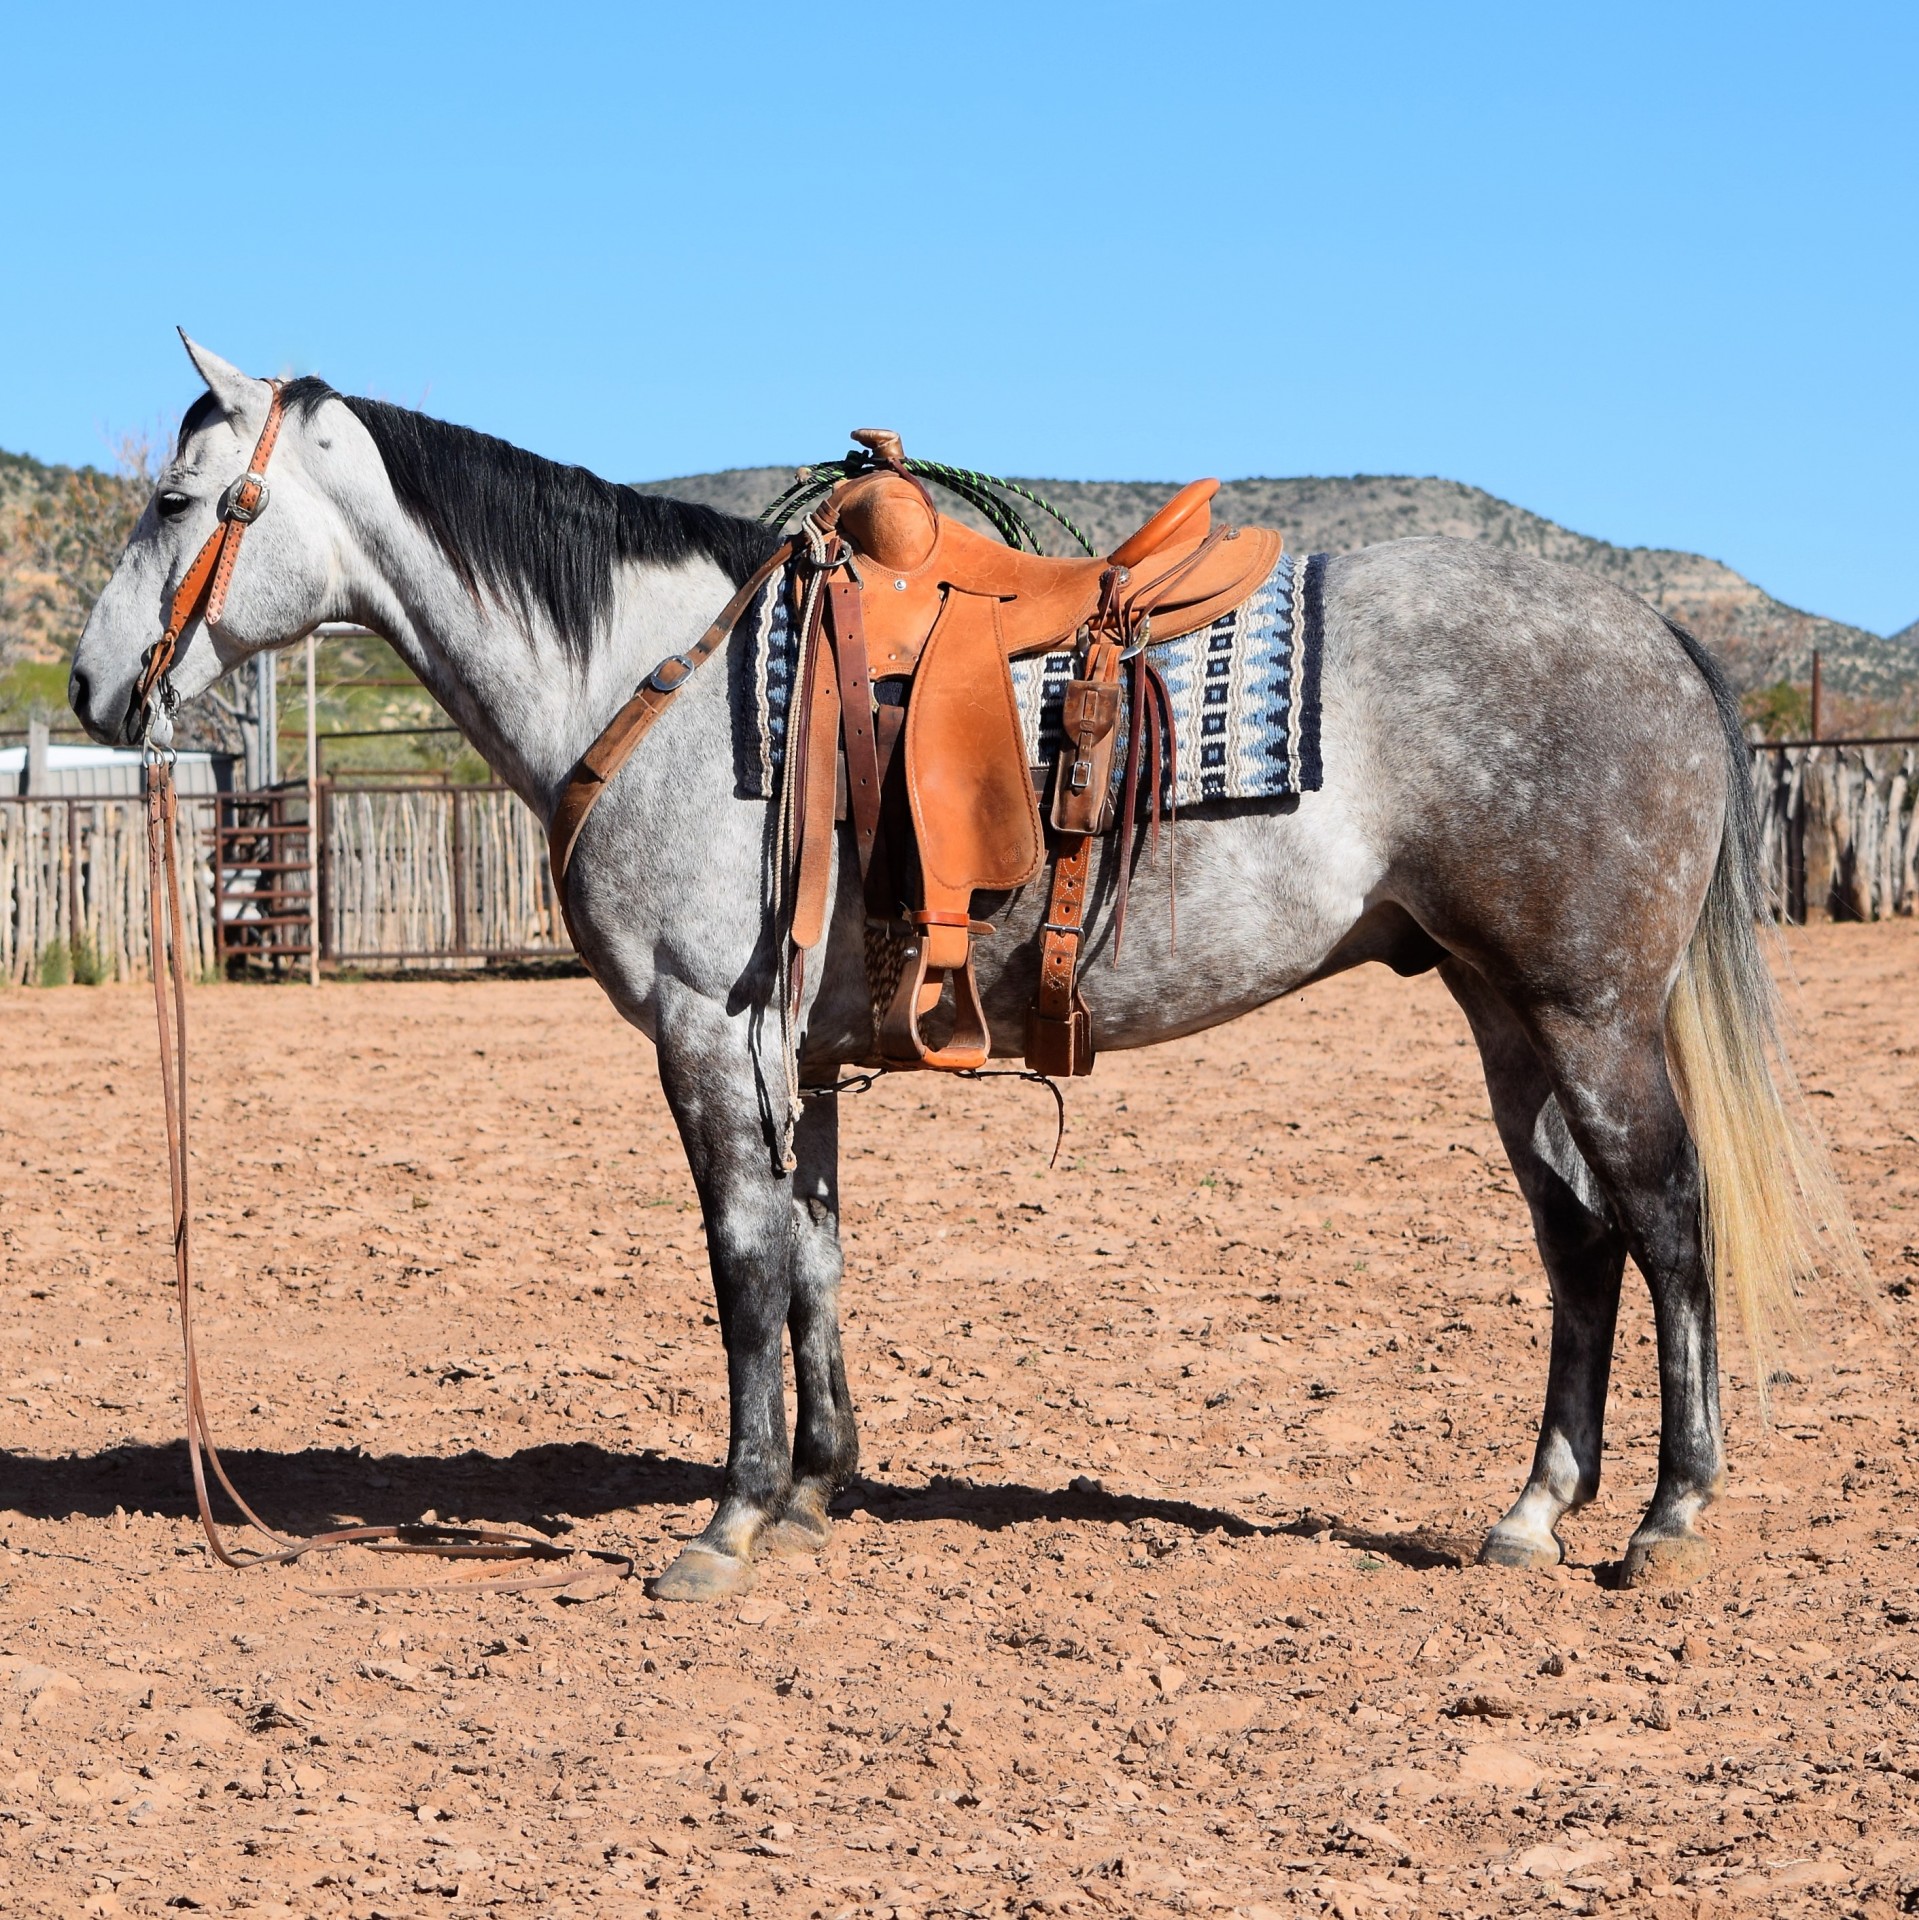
[340,521,738,821]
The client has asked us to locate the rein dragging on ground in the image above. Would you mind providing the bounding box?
[142,757,632,1598]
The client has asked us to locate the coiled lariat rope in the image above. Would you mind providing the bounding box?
[760,451,1097,558]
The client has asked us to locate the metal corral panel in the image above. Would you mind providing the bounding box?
[0,744,235,797]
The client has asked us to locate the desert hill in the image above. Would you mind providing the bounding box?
[641,465,1918,711]
[3,442,1913,718]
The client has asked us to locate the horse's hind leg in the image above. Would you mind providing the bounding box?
[1519,1000,1725,1586]
[763,1097,859,1557]
[1443,962,1629,1568]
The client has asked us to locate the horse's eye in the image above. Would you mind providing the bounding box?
[158,491,191,521]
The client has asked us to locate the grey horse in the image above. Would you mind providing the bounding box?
[71,336,1854,1601]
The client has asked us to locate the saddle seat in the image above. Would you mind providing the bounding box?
[823,439,1281,673]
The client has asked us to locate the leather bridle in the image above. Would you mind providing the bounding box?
[132,379,288,736]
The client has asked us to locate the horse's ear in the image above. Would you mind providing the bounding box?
[178,330,268,423]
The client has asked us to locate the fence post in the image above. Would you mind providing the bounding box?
[450,786,468,957]
[318,779,333,964]
[65,798,80,958]
[305,632,320,986]
[1786,751,1807,926]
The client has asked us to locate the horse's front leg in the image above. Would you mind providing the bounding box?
[763,1095,859,1557]
[647,986,797,1602]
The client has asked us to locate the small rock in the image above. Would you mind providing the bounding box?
[1447,1690,1519,1720]
[1152,1665,1187,1699]
[1518,1840,1616,1879]
[1456,1743,1542,1792]
[167,1707,238,1749]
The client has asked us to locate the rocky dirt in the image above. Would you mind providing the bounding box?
[0,922,1915,1919]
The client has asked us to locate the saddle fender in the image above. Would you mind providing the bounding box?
[905,589,1046,898]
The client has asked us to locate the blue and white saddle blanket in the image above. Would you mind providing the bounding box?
[732,551,1326,809]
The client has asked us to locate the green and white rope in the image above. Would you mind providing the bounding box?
[759,450,1096,558]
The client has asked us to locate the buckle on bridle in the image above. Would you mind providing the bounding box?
[220,472,271,524]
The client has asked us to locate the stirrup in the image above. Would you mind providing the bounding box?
[878,913,993,1071]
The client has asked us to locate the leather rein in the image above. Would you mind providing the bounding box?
[138,389,630,1596]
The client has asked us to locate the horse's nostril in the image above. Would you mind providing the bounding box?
[69,666,92,726]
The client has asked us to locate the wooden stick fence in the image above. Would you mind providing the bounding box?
[5,750,1913,984]
[321,784,569,962]
[0,794,218,985]
[1750,741,1919,924]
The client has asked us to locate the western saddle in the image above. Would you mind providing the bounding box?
[550,429,1282,1084]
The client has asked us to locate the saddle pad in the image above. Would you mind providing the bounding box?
[736,551,1326,809]
[1010,550,1323,807]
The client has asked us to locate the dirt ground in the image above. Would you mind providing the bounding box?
[0,922,1915,1920]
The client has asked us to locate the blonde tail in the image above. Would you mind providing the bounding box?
[1661,622,1868,1414]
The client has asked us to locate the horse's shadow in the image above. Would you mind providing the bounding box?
[0,1444,1489,1576]
[0,1441,715,1536]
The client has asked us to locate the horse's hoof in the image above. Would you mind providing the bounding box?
[1477,1525,1563,1571]
[762,1505,832,1560]
[1619,1533,1712,1589]
[645,1543,757,1603]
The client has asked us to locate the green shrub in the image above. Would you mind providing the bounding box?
[37,939,71,987]
[70,935,108,986]
[1743,680,1812,740]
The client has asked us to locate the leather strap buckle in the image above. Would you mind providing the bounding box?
[220,472,271,524]
[645,653,696,693]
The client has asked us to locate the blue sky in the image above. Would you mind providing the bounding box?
[4,3,1914,633]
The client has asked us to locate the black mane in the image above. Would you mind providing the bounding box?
[266,375,780,657]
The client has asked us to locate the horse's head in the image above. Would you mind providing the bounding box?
[71,333,345,746]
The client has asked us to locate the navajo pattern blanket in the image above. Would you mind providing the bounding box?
[732,550,1326,809]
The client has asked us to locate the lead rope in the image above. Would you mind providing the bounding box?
[142,748,632,1597]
